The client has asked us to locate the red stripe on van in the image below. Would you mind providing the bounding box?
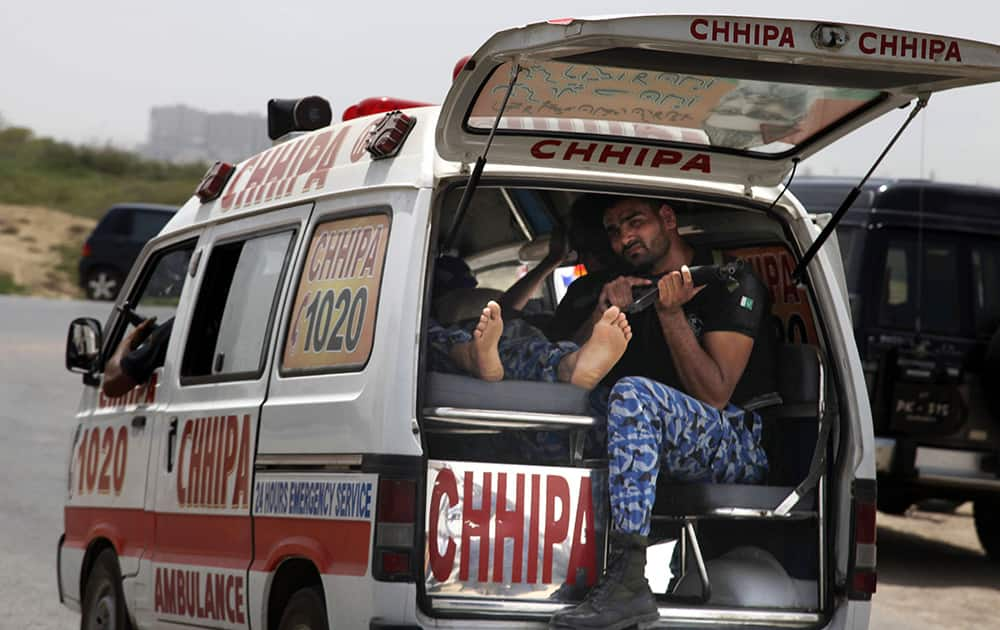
[64,506,153,558]
[253,516,371,575]
[65,507,370,576]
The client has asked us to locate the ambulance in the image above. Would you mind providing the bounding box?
[58,14,1000,630]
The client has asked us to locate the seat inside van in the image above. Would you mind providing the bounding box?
[420,185,829,611]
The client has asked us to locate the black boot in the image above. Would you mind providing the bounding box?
[549,532,660,630]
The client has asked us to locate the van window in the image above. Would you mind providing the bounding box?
[281,213,390,374]
[878,235,961,335]
[972,243,1000,338]
[181,230,295,381]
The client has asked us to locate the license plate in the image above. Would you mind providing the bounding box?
[891,383,961,429]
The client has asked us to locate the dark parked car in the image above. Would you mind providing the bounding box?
[790,177,1000,559]
[78,203,176,300]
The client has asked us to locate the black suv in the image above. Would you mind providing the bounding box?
[78,203,176,300]
[790,177,1000,558]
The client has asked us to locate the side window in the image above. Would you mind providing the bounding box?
[104,242,195,363]
[181,230,295,381]
[131,211,170,241]
[100,208,131,236]
[878,235,960,335]
[281,213,390,374]
[972,243,1000,338]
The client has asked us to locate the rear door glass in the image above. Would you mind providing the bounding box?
[971,241,1000,338]
[878,233,961,335]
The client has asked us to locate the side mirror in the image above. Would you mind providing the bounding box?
[66,318,103,380]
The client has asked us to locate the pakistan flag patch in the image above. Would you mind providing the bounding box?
[739,296,755,310]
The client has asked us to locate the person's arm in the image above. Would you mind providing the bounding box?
[571,275,652,344]
[498,227,569,313]
[102,318,158,397]
[654,266,753,409]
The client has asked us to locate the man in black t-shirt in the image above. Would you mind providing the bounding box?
[550,196,773,630]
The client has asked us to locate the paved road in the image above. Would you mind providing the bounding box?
[0,295,996,628]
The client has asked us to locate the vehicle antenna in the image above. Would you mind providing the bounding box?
[443,62,523,250]
[793,96,930,284]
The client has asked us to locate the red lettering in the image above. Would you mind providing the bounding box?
[732,21,751,44]
[527,474,541,583]
[177,421,193,505]
[900,36,917,58]
[307,231,330,282]
[881,35,898,57]
[946,41,962,62]
[566,477,597,586]
[712,20,729,42]
[460,471,492,582]
[763,25,779,46]
[220,156,256,211]
[563,142,597,161]
[294,131,332,178]
[203,572,216,619]
[359,225,384,278]
[201,419,217,506]
[493,473,525,583]
[859,32,877,54]
[235,576,246,624]
[177,569,187,615]
[429,469,459,582]
[214,574,226,621]
[334,228,361,279]
[350,120,378,162]
[221,416,238,499]
[633,147,649,167]
[196,571,206,618]
[303,127,350,192]
[531,139,560,159]
[155,567,164,612]
[650,149,682,168]
[778,26,795,48]
[542,475,570,584]
[690,18,708,40]
[231,415,251,508]
[598,144,631,165]
[261,141,298,202]
[346,226,373,280]
[243,148,279,207]
[681,153,712,173]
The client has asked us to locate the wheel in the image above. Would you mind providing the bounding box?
[85,268,123,301]
[277,586,328,630]
[973,498,1000,562]
[877,490,912,515]
[81,549,129,630]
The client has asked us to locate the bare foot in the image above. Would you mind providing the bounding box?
[561,306,631,389]
[469,300,504,382]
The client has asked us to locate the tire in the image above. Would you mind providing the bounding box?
[277,586,329,630]
[973,498,1000,562]
[85,268,123,301]
[81,548,129,630]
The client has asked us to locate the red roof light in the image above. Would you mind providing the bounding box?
[342,96,432,121]
[195,161,236,203]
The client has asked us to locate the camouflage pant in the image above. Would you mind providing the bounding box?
[607,376,768,536]
[427,318,578,382]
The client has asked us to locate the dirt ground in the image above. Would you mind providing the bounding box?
[874,502,1000,629]
[0,203,94,298]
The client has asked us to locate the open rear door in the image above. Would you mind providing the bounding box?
[437,15,1000,187]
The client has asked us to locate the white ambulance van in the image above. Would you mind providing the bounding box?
[59,14,1000,630]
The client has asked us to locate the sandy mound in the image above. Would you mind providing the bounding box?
[0,204,95,298]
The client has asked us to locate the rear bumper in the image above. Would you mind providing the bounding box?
[876,437,1000,492]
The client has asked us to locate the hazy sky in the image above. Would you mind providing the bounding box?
[3,0,999,184]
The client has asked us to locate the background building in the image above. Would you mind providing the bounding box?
[142,104,268,163]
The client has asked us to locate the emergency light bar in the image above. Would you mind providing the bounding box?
[342,96,432,122]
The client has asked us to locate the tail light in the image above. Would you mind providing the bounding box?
[848,479,877,599]
[373,478,416,581]
[81,242,92,258]
[195,161,235,203]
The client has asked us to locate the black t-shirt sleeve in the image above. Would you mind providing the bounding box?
[549,273,606,341]
[699,267,769,338]
[119,317,174,384]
